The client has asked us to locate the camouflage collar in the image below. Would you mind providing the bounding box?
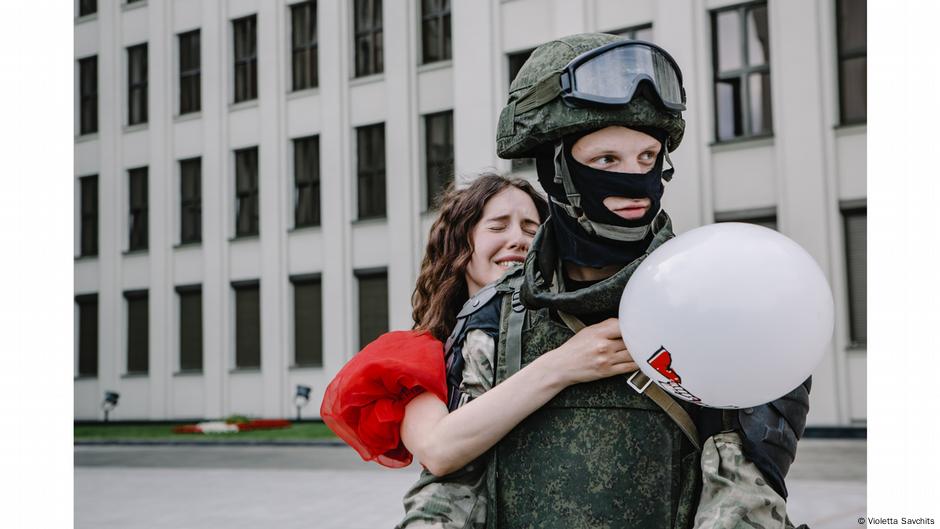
[520,210,675,315]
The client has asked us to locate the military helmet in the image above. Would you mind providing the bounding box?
[496,33,686,159]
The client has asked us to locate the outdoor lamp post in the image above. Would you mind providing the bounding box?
[294,385,311,421]
[101,391,119,422]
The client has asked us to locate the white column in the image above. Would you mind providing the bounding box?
[815,0,857,426]
[384,0,421,330]
[201,0,227,419]
[98,0,121,417]
[452,0,500,175]
[318,0,354,376]
[257,0,289,417]
[654,0,709,234]
[148,0,172,419]
[769,0,841,424]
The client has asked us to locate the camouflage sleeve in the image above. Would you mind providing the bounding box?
[396,466,487,529]
[458,329,497,399]
[694,432,808,529]
[396,330,494,529]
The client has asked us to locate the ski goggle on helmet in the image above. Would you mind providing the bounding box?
[514,40,686,115]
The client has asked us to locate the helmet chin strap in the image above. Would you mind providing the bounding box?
[551,141,660,243]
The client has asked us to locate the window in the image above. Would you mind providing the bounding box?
[79,56,98,135]
[420,0,451,64]
[128,167,148,251]
[233,15,258,102]
[836,0,866,124]
[842,204,866,346]
[356,270,388,349]
[125,290,149,374]
[424,111,453,209]
[179,30,201,114]
[79,0,97,17]
[79,175,98,257]
[711,2,771,141]
[714,208,777,230]
[356,124,386,219]
[293,136,320,227]
[76,294,98,377]
[610,23,653,42]
[127,43,148,125]
[180,158,201,244]
[235,147,259,237]
[291,1,318,90]
[233,281,261,368]
[354,0,383,77]
[291,276,323,367]
[177,285,203,372]
[507,49,535,171]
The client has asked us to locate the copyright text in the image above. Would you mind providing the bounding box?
[862,517,936,525]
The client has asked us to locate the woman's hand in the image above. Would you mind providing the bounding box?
[539,318,638,386]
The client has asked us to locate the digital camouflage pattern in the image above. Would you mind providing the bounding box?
[694,433,807,529]
[397,465,486,529]
[488,212,702,529]
[458,330,498,399]
[396,330,495,529]
[497,33,685,159]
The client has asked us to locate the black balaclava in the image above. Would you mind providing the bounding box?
[535,126,673,269]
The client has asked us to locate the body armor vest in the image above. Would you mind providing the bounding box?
[486,212,702,529]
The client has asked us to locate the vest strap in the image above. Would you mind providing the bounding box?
[504,274,527,378]
[628,371,701,451]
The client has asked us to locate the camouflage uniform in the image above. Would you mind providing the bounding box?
[490,32,808,528]
[397,216,803,529]
[695,433,803,529]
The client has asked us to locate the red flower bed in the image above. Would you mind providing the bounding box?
[172,419,293,434]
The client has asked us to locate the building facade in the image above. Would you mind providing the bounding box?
[74,0,866,426]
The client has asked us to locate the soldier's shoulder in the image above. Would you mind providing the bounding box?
[494,263,526,290]
[456,280,497,314]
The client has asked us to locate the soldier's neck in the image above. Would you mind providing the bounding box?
[563,261,621,282]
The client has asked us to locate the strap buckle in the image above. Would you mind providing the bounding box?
[627,371,652,393]
[511,291,525,313]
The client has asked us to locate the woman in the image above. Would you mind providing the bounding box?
[321,172,638,527]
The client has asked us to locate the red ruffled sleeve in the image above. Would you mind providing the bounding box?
[320,330,447,468]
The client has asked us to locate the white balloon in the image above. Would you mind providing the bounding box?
[619,223,834,408]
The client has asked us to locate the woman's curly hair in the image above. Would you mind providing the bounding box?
[412,172,548,342]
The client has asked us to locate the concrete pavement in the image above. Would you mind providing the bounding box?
[75,439,866,529]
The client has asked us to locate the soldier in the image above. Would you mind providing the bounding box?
[478,33,811,529]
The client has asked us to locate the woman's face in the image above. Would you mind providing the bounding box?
[570,125,662,222]
[465,186,541,296]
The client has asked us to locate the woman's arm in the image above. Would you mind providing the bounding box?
[400,317,636,477]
